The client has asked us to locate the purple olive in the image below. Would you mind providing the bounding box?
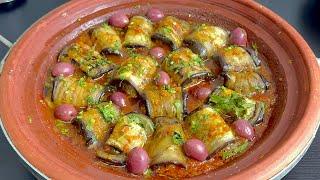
[110,92,129,108]
[146,8,164,22]
[233,119,255,141]
[52,62,75,77]
[108,13,129,28]
[54,104,77,122]
[230,27,248,47]
[155,71,170,86]
[192,87,212,100]
[183,139,208,161]
[127,147,150,175]
[150,47,165,60]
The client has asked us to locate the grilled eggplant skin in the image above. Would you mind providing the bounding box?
[123,16,153,48]
[143,85,183,121]
[184,24,229,58]
[162,48,212,86]
[152,16,191,50]
[52,76,104,107]
[106,113,154,154]
[146,117,187,167]
[59,43,116,78]
[90,24,122,55]
[224,71,269,96]
[186,106,235,155]
[218,46,261,72]
[76,101,120,148]
[112,54,158,95]
[209,86,265,125]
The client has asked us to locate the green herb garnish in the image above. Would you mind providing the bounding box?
[78,77,86,87]
[164,85,176,94]
[97,101,119,123]
[172,131,184,145]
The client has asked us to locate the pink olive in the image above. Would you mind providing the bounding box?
[146,8,164,22]
[155,71,170,86]
[192,87,212,100]
[52,62,75,77]
[150,47,165,60]
[183,139,208,161]
[54,104,77,122]
[127,147,150,175]
[233,119,255,141]
[108,13,129,28]
[230,27,248,47]
[110,92,129,108]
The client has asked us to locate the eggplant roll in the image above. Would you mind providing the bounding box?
[146,117,187,167]
[106,113,154,153]
[143,85,183,121]
[162,48,213,86]
[186,106,235,155]
[219,139,249,160]
[59,43,116,78]
[209,86,265,124]
[76,102,120,148]
[152,16,191,50]
[123,16,153,48]
[184,24,229,58]
[224,71,269,96]
[90,24,122,55]
[112,54,158,95]
[52,76,104,107]
[217,46,260,72]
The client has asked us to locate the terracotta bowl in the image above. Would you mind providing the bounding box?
[0,0,319,179]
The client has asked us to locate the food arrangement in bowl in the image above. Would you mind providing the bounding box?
[0,0,319,179]
[44,7,276,178]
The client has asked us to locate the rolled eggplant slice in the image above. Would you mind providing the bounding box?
[152,16,191,50]
[111,54,158,95]
[96,150,127,166]
[209,86,265,124]
[59,43,116,78]
[184,24,229,58]
[186,106,235,155]
[217,46,260,72]
[52,76,104,107]
[106,113,154,153]
[162,48,213,86]
[219,139,250,160]
[123,16,153,48]
[146,117,187,167]
[76,102,120,148]
[143,85,183,121]
[90,24,122,55]
[224,71,269,96]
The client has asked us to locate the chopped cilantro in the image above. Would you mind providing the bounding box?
[87,96,97,106]
[86,118,96,131]
[172,131,184,145]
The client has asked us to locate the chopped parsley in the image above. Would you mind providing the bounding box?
[78,77,86,87]
[164,85,176,94]
[190,120,200,133]
[172,131,184,145]
[209,87,256,119]
[97,102,119,123]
